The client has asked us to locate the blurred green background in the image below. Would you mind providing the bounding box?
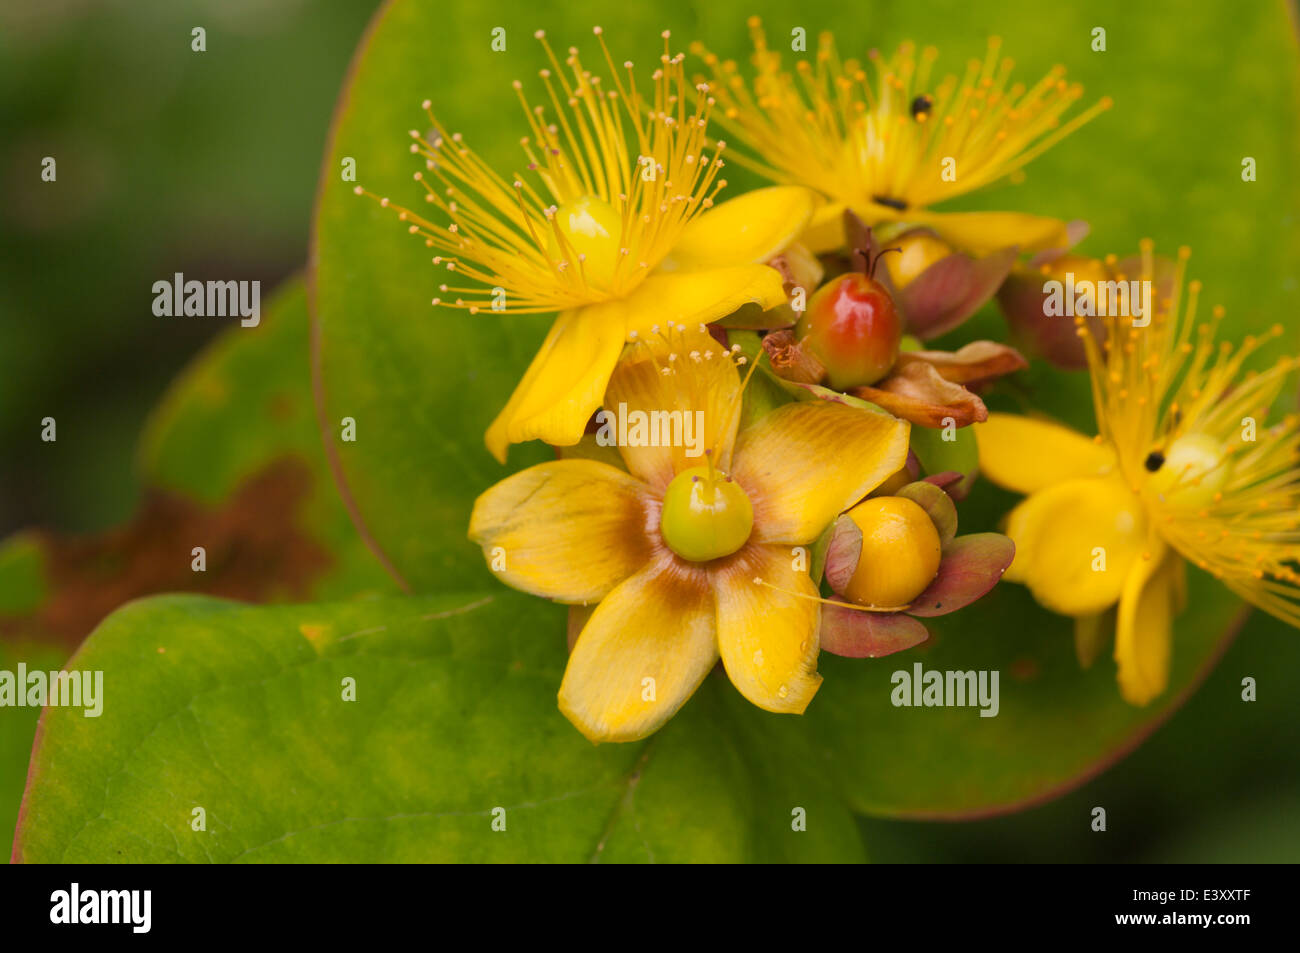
[0,0,378,534]
[1,0,1297,861]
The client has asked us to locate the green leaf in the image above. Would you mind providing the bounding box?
[805,535,1243,817]
[794,0,1300,816]
[0,536,67,854]
[12,592,862,863]
[1,278,398,858]
[0,534,47,615]
[310,1,563,593]
[309,0,1300,823]
[0,639,65,856]
[1,278,395,653]
[139,277,397,601]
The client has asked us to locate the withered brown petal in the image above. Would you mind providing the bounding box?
[767,242,825,293]
[895,340,1028,385]
[852,361,989,428]
[761,328,826,384]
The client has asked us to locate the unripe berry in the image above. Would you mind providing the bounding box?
[659,465,754,562]
[795,272,903,390]
[840,497,942,607]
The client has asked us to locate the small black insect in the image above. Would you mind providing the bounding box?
[871,194,908,211]
[910,94,933,119]
[1144,451,1166,472]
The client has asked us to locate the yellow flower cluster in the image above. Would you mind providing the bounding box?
[356,27,1299,739]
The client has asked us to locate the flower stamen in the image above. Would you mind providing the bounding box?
[356,30,730,313]
[752,577,911,613]
[692,18,1111,213]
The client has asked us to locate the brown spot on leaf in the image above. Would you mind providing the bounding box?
[268,393,296,421]
[1009,657,1041,681]
[0,457,333,649]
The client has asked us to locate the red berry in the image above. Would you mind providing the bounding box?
[796,272,903,389]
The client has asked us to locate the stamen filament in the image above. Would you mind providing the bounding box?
[752,577,911,613]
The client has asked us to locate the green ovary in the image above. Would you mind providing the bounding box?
[659,465,754,562]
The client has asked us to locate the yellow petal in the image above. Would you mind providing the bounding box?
[715,544,821,712]
[559,558,717,743]
[602,326,742,490]
[1073,610,1113,669]
[1003,475,1147,616]
[484,302,626,463]
[661,186,816,271]
[976,412,1116,495]
[908,209,1074,256]
[468,460,653,604]
[733,401,910,545]
[619,263,788,338]
[798,201,850,254]
[1114,541,1181,706]
[556,433,629,471]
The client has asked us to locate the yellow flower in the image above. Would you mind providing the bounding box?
[975,242,1300,704]
[692,18,1110,255]
[356,29,815,461]
[468,327,909,741]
